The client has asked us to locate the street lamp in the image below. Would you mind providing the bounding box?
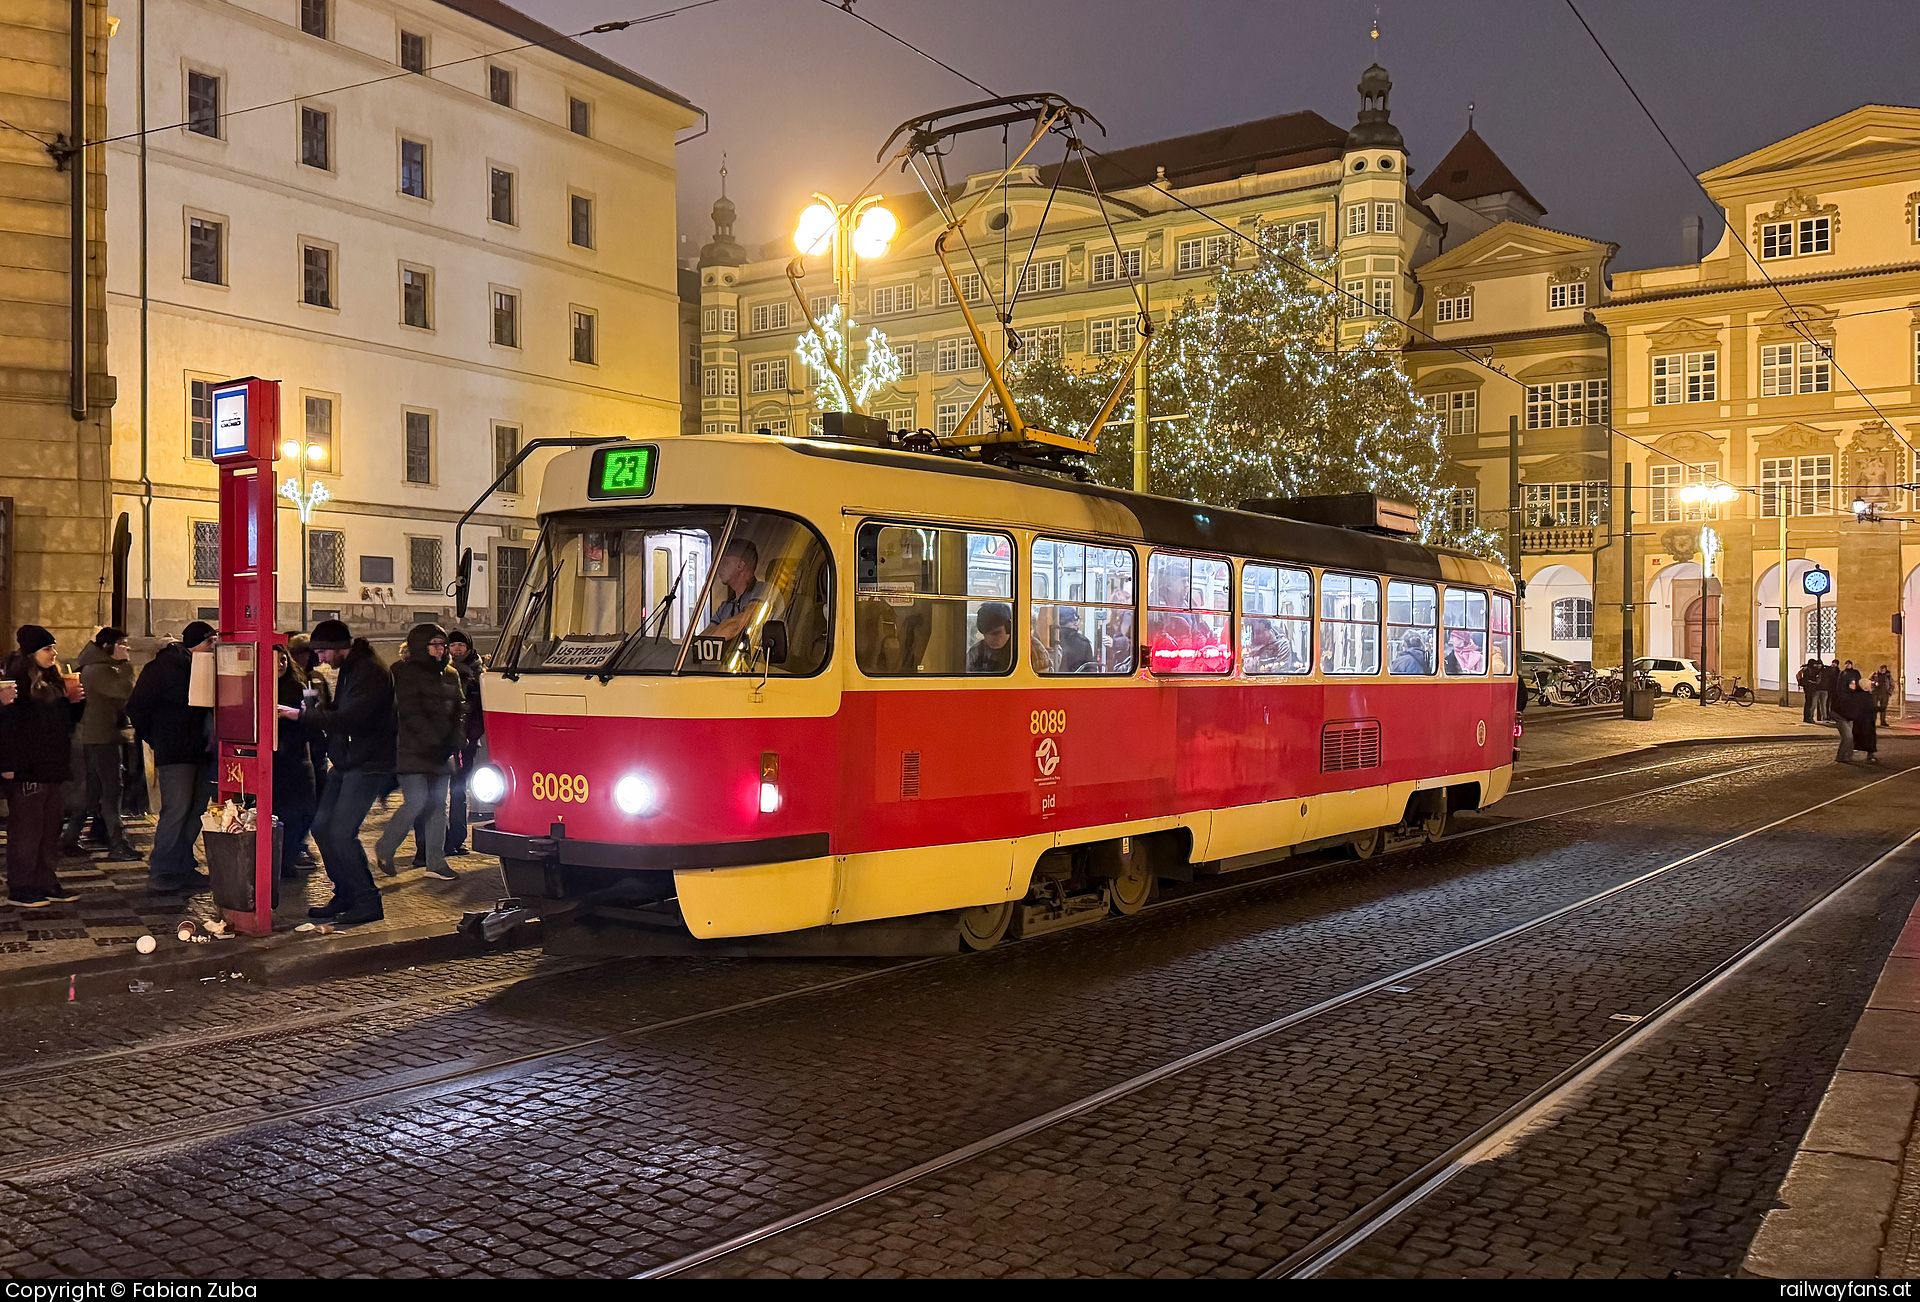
[790,192,894,416]
[1679,481,1739,706]
[280,437,330,629]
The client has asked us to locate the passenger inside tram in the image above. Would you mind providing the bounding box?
[967,602,1015,673]
[1053,606,1093,673]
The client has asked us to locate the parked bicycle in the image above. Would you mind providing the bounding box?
[1701,672,1756,706]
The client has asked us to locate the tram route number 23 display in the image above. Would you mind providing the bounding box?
[530,772,591,803]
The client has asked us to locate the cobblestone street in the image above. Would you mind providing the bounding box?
[0,735,1911,1278]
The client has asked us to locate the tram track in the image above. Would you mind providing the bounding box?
[0,749,1805,1192]
[636,761,1919,1278]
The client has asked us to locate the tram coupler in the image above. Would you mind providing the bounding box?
[460,897,538,944]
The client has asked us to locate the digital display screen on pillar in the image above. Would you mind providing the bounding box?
[587,445,658,499]
[212,386,249,457]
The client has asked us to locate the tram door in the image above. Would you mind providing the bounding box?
[644,529,709,643]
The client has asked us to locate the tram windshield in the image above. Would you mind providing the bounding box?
[494,508,833,677]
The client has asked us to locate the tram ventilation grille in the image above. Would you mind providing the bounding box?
[1321,719,1381,773]
[900,751,921,799]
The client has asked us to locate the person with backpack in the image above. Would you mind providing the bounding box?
[125,621,215,895]
[2,626,85,907]
[376,624,467,882]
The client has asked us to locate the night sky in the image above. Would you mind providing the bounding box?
[518,0,1920,273]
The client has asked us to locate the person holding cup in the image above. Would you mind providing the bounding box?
[1,625,85,908]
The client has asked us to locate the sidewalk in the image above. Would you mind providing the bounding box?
[0,803,514,1006]
[1744,894,1920,1278]
[1518,701,1907,774]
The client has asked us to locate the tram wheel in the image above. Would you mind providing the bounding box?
[1422,810,1448,842]
[958,900,1014,951]
[1106,854,1153,916]
[1349,827,1383,860]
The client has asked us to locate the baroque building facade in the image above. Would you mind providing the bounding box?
[102,0,697,636]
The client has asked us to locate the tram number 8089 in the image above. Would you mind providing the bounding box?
[531,772,591,803]
[1030,709,1067,736]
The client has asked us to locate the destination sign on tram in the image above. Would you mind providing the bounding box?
[588,445,658,499]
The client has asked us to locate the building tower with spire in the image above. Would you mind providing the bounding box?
[696,163,747,433]
[1335,65,1439,345]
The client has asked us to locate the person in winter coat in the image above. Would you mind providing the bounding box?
[442,629,484,857]
[272,645,319,879]
[1817,660,1843,723]
[1797,658,1824,724]
[125,620,215,894]
[2,626,84,907]
[282,619,396,925]
[1873,664,1895,726]
[61,628,139,861]
[1836,678,1878,763]
[376,624,467,882]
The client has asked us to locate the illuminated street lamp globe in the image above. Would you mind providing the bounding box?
[793,202,836,256]
[852,204,897,259]
[1678,482,1737,507]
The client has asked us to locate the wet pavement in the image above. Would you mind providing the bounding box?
[0,737,1914,1278]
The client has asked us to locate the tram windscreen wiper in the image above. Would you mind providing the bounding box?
[598,563,686,679]
[498,575,556,677]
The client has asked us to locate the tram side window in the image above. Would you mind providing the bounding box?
[1241,563,1311,675]
[856,522,1017,676]
[1147,552,1232,674]
[1490,593,1514,676]
[1031,538,1135,674]
[1319,573,1381,675]
[1443,588,1490,675]
[1386,580,1438,675]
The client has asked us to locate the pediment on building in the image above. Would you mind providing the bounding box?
[1419,220,1610,277]
[1415,368,1484,392]
[1648,317,1723,351]
[1652,429,1724,463]
[1753,422,1838,459]
[1756,303,1837,343]
[1514,354,1606,381]
[1702,106,1920,184]
[1523,452,1608,483]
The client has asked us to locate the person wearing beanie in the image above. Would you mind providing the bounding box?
[1,626,84,907]
[280,619,396,924]
[60,627,140,862]
[377,624,466,882]
[436,629,484,858]
[124,621,216,894]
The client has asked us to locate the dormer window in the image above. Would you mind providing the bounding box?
[1435,293,1471,323]
[1549,281,1586,310]
[1760,216,1831,259]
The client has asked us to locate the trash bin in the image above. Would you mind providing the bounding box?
[1625,687,1658,721]
[204,818,282,912]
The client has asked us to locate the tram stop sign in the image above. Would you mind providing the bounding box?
[1802,567,1833,597]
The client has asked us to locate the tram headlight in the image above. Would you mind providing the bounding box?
[614,774,658,816]
[470,764,507,806]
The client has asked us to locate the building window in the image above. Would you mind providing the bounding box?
[1291,218,1324,247]
[937,273,983,306]
[1760,455,1834,517]
[1652,351,1716,404]
[399,30,426,73]
[402,411,432,484]
[187,216,223,284]
[755,418,790,437]
[1345,204,1369,238]
[1371,278,1394,317]
[308,529,346,589]
[1205,236,1235,267]
[937,337,980,372]
[408,536,443,593]
[1447,487,1477,531]
[1548,280,1586,309]
[1091,249,1141,282]
[1176,238,1205,272]
[568,97,591,137]
[934,403,965,438]
[1550,597,1593,642]
[875,407,915,432]
[1761,340,1831,396]
[1434,293,1471,323]
[750,301,788,333]
[719,307,737,332]
[1342,278,1367,318]
[701,421,740,434]
[808,294,833,319]
[748,358,788,393]
[570,193,593,248]
[301,243,333,308]
[1373,201,1396,234]
[400,266,430,329]
[703,366,737,397]
[186,71,221,137]
[299,0,327,39]
[493,423,520,493]
[702,367,720,397]
[400,139,426,198]
[1523,481,1610,528]
[299,106,330,169]
[1016,259,1065,294]
[1762,216,1832,260]
[488,65,512,107]
[189,379,214,458]
[491,289,518,347]
[1428,390,1477,436]
[303,395,334,473]
[1089,316,1137,356]
[191,521,220,585]
[868,284,910,315]
[1649,462,1718,523]
[1526,380,1609,429]
[896,345,916,378]
[1016,325,1062,359]
[571,309,596,364]
[489,168,514,225]
[688,342,700,388]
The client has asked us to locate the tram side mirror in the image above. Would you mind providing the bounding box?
[760,620,789,666]
[454,548,473,619]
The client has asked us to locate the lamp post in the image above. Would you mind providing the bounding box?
[1679,480,1738,706]
[791,193,895,417]
[279,436,331,629]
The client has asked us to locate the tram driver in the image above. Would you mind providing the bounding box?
[701,538,769,642]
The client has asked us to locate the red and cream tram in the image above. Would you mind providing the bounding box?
[470,434,1518,955]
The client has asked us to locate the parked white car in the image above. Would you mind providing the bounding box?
[1633,656,1706,696]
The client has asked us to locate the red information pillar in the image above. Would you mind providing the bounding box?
[209,377,285,936]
